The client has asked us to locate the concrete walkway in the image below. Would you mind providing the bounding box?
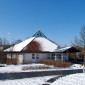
[0,69,83,80]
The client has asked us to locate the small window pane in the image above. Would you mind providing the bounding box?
[36,57,39,59]
[32,56,35,59]
[32,54,34,57]
[48,57,50,59]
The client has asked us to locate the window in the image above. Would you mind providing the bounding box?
[32,54,35,59]
[52,53,55,56]
[32,54,34,56]
[58,56,61,59]
[51,56,55,60]
[36,57,39,59]
[32,56,35,59]
[56,54,61,59]
[56,54,61,57]
[48,57,50,59]
[36,54,39,59]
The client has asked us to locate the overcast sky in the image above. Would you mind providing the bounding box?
[0,0,85,46]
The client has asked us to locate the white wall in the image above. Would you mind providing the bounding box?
[23,53,49,63]
[7,54,11,58]
[7,53,48,64]
[6,52,69,64]
[18,54,23,64]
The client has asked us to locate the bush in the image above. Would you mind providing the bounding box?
[40,60,72,68]
[6,58,18,65]
[22,65,51,71]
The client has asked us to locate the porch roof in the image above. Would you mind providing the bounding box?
[54,47,80,53]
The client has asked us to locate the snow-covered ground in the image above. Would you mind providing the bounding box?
[0,64,84,85]
[52,73,85,85]
[0,63,84,73]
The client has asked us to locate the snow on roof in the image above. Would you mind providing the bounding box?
[4,37,35,52]
[4,30,59,52]
[33,37,58,52]
[4,37,58,52]
[54,47,71,52]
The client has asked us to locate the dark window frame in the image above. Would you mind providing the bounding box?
[32,54,35,59]
[32,56,35,59]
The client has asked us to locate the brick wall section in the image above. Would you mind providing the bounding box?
[6,58,18,65]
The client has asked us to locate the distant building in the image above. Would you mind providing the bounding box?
[4,30,79,64]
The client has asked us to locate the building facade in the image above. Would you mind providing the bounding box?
[4,30,79,64]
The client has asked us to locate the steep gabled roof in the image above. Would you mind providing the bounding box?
[4,37,58,52]
[4,30,59,53]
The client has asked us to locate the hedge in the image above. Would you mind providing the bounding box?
[40,60,72,67]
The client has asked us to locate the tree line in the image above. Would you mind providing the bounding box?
[0,38,22,64]
[72,25,85,65]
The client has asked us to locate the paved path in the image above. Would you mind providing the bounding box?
[46,75,64,83]
[0,69,83,80]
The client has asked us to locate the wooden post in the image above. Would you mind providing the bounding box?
[61,53,63,61]
[55,53,56,61]
[83,55,85,73]
[84,55,85,67]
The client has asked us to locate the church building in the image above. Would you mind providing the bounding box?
[4,30,79,64]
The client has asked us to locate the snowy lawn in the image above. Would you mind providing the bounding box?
[52,73,85,85]
[0,75,56,85]
[0,63,84,73]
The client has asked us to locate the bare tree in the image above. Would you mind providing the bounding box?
[0,38,10,63]
[71,25,85,70]
[11,39,22,45]
[13,39,22,44]
[80,26,85,47]
[72,25,85,48]
[0,37,22,64]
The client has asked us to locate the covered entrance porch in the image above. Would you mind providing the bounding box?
[54,47,80,62]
